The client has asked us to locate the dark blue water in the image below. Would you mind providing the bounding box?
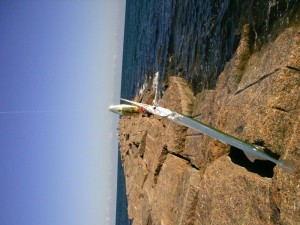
[117,1,299,224]
[121,0,299,99]
[115,147,131,225]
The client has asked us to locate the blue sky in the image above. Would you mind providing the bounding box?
[0,1,125,225]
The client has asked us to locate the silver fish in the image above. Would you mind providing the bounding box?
[111,98,297,174]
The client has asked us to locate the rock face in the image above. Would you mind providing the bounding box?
[118,25,300,224]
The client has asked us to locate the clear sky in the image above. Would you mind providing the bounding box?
[0,1,125,225]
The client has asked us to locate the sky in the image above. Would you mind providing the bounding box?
[0,1,125,225]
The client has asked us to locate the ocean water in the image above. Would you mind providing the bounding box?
[117,1,299,224]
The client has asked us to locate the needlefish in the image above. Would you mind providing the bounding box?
[109,98,297,174]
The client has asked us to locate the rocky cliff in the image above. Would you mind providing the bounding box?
[118,24,300,225]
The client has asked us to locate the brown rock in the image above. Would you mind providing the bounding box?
[151,154,200,225]
[271,111,300,224]
[119,76,198,224]
[118,25,300,225]
[184,90,229,170]
[202,26,300,224]
[236,26,299,93]
[159,77,195,154]
[195,156,273,225]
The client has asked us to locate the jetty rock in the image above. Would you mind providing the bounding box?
[118,25,300,225]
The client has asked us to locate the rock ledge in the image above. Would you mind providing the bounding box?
[119,25,300,225]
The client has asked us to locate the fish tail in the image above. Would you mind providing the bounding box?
[278,160,299,174]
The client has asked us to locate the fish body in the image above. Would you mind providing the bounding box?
[114,99,297,174]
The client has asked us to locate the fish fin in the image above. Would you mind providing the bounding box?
[244,152,266,162]
[253,144,265,151]
[244,152,258,162]
[278,160,299,174]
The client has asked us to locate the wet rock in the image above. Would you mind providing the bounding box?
[227,24,254,92]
